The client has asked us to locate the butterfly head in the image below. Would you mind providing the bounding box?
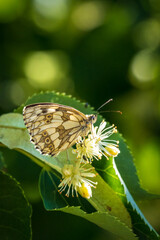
[87,114,97,124]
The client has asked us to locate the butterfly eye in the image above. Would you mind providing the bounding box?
[92,115,97,123]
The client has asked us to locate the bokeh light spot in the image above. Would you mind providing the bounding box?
[33,0,68,31]
[130,50,159,87]
[71,2,106,31]
[34,0,67,19]
[24,52,58,86]
[24,51,71,90]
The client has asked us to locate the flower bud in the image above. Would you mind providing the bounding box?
[78,182,92,199]
[105,144,120,157]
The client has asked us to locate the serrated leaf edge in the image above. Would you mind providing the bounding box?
[14,90,95,113]
[53,206,137,239]
[112,159,160,238]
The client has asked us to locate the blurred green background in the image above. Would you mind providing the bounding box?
[0,0,160,239]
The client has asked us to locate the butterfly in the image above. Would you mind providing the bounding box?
[23,103,97,156]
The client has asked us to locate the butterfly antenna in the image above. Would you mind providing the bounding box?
[99,110,122,115]
[97,99,113,112]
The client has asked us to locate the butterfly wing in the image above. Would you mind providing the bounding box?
[23,103,88,156]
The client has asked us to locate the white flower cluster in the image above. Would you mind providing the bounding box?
[74,120,120,162]
[59,163,97,199]
[58,120,120,199]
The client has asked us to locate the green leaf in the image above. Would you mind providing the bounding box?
[39,169,137,240]
[0,171,32,240]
